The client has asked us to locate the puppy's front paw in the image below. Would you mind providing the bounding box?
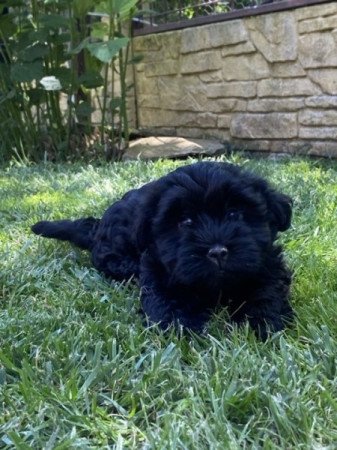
[248,316,284,341]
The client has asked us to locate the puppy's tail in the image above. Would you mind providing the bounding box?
[31,217,100,251]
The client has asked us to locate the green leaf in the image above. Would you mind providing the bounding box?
[73,0,96,17]
[90,21,109,40]
[0,89,16,106]
[27,88,45,105]
[117,0,140,18]
[110,97,122,110]
[39,14,69,29]
[78,70,104,89]
[0,1,25,7]
[95,0,139,16]
[20,43,49,62]
[53,67,73,90]
[76,101,94,117]
[28,29,50,43]
[52,31,72,45]
[129,53,143,64]
[0,13,17,36]
[70,37,91,55]
[10,61,44,83]
[87,37,129,63]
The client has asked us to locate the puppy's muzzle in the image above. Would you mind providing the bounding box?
[207,245,228,269]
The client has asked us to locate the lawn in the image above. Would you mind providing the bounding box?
[1,155,337,449]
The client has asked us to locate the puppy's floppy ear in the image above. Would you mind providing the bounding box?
[253,178,292,233]
[133,184,163,252]
[267,190,293,232]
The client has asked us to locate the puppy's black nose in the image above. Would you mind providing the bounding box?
[207,245,228,267]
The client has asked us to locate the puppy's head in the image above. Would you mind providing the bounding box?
[136,162,292,288]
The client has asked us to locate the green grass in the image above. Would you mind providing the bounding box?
[1,155,337,449]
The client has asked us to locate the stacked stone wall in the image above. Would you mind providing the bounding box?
[130,2,337,156]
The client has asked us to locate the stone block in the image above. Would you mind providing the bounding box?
[299,31,337,68]
[305,96,337,108]
[157,76,208,112]
[180,112,218,128]
[199,71,223,83]
[207,99,247,113]
[206,129,231,141]
[133,35,162,52]
[140,89,194,113]
[230,113,297,139]
[156,32,182,59]
[174,92,208,112]
[218,114,231,129]
[137,95,161,109]
[135,63,145,73]
[207,81,257,98]
[247,12,297,62]
[181,51,222,74]
[270,62,306,78]
[299,127,337,139]
[295,3,337,21]
[176,128,204,139]
[299,15,337,34]
[221,42,256,57]
[181,21,249,53]
[258,79,321,97]
[299,141,337,157]
[144,60,179,77]
[307,69,337,95]
[299,109,337,126]
[138,109,171,127]
[222,53,270,81]
[140,110,218,128]
[248,98,305,112]
[231,139,271,151]
[136,77,159,95]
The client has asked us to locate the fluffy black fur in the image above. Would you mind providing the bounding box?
[32,162,293,339]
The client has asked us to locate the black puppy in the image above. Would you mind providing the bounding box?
[32,162,293,339]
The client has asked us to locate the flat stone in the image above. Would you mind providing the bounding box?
[155,32,182,60]
[144,60,178,77]
[299,15,337,34]
[181,21,249,53]
[136,77,159,95]
[269,140,337,157]
[247,98,305,112]
[199,71,223,83]
[133,35,162,52]
[305,96,337,108]
[207,99,247,113]
[307,69,337,95]
[221,42,256,57]
[258,78,321,97]
[218,114,231,129]
[207,81,257,98]
[247,12,297,62]
[270,62,306,78]
[295,3,337,21]
[299,109,337,126]
[299,31,337,68]
[297,141,337,157]
[124,137,225,160]
[230,113,297,139]
[299,127,337,139]
[222,53,270,81]
[181,51,222,74]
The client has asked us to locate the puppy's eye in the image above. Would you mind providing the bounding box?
[179,218,193,228]
[226,209,242,220]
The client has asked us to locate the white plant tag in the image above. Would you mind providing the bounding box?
[40,76,62,91]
